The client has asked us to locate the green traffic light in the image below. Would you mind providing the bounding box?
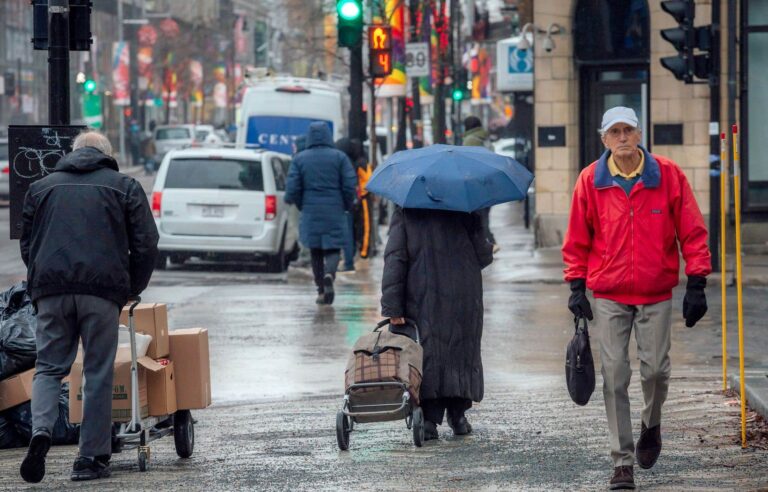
[84,79,97,93]
[452,88,465,101]
[337,0,361,21]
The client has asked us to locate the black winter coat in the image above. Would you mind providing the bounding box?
[381,207,493,402]
[20,147,159,307]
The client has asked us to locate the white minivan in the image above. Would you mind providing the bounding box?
[236,75,345,154]
[151,148,299,272]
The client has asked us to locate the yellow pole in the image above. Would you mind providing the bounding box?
[720,133,728,391]
[733,125,747,448]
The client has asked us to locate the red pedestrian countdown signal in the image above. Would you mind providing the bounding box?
[369,26,392,78]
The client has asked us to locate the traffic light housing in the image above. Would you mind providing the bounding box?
[31,0,93,51]
[660,0,713,83]
[451,68,469,102]
[3,72,15,96]
[369,26,393,78]
[337,0,363,48]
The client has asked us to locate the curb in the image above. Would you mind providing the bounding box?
[729,372,768,420]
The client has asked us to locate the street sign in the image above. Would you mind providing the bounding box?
[496,35,533,92]
[8,125,85,239]
[405,42,430,78]
[82,93,102,128]
[368,26,393,78]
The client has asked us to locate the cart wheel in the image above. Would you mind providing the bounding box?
[173,410,195,458]
[412,407,425,448]
[336,410,350,451]
[138,450,149,472]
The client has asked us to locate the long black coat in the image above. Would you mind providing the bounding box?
[381,207,493,402]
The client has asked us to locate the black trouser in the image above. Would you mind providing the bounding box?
[478,207,496,244]
[421,397,472,425]
[310,248,340,293]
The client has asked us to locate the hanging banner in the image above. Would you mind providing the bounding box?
[470,45,491,102]
[189,60,204,107]
[112,41,130,105]
[374,0,406,98]
[419,4,436,103]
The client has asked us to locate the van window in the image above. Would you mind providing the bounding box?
[270,157,286,191]
[156,128,191,140]
[165,158,263,191]
[0,142,8,160]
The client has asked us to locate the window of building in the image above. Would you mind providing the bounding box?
[574,0,650,63]
[743,0,768,210]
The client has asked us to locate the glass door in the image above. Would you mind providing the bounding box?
[579,66,649,167]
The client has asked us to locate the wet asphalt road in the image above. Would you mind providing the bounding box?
[0,201,767,490]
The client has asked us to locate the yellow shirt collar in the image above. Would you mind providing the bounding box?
[608,150,644,179]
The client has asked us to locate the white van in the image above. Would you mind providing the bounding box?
[236,75,345,154]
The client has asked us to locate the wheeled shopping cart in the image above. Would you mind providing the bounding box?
[336,319,425,449]
[111,297,194,471]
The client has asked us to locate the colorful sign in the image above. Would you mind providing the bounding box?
[374,0,406,97]
[496,35,534,92]
[112,42,130,105]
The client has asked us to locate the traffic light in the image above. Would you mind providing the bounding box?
[3,72,15,96]
[31,0,93,51]
[84,79,97,93]
[369,26,393,78]
[660,0,712,83]
[451,68,469,101]
[337,0,363,48]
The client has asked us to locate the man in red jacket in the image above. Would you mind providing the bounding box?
[562,107,711,490]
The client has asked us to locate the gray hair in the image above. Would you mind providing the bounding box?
[72,131,113,156]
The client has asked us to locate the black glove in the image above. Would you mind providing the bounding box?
[683,275,707,327]
[568,278,593,320]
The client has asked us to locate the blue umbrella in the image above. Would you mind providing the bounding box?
[366,144,534,212]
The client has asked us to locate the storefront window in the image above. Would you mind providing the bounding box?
[746,2,768,208]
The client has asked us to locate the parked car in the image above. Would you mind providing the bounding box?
[194,125,225,147]
[151,148,299,272]
[0,137,9,200]
[154,124,196,159]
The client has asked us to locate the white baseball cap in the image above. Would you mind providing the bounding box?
[601,106,639,133]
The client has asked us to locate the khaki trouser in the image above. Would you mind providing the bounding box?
[595,298,672,467]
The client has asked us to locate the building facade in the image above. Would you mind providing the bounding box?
[531,0,767,251]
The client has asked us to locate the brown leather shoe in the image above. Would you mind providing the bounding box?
[636,422,662,469]
[609,466,635,490]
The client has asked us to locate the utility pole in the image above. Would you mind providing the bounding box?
[433,0,446,144]
[409,0,423,148]
[48,0,71,125]
[709,0,721,271]
[349,44,365,142]
[118,0,126,162]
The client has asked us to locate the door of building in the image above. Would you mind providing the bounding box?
[580,66,649,167]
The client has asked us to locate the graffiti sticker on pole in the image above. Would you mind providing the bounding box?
[405,42,430,78]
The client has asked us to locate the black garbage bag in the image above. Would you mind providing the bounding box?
[5,384,80,446]
[565,316,596,406]
[0,414,24,449]
[0,282,37,380]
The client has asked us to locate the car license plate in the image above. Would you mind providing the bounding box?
[201,206,225,218]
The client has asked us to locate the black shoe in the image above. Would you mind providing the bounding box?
[20,430,52,483]
[636,422,662,469]
[447,415,473,436]
[71,455,111,481]
[424,421,439,441]
[323,274,335,305]
[609,466,635,490]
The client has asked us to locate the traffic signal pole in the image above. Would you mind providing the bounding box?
[48,0,71,125]
[349,44,365,142]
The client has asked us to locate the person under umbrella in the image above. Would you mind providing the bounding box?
[371,144,533,439]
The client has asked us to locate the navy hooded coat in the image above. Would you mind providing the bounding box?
[285,122,357,249]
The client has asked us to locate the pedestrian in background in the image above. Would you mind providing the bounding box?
[335,137,363,273]
[463,116,499,253]
[562,107,711,490]
[19,131,159,483]
[381,207,493,440]
[286,122,356,305]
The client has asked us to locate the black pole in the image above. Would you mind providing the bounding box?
[349,43,365,142]
[16,58,22,119]
[129,24,140,166]
[409,0,423,148]
[709,0,721,271]
[434,0,446,144]
[48,0,70,125]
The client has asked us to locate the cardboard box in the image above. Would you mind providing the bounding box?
[169,328,211,409]
[69,348,164,423]
[0,369,35,411]
[120,303,169,359]
[147,360,177,416]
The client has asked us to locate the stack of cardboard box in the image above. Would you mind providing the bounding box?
[69,303,211,423]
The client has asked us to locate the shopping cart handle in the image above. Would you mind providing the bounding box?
[128,296,142,316]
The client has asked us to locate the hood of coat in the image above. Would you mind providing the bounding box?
[54,147,119,173]
[463,127,489,145]
[306,122,334,148]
